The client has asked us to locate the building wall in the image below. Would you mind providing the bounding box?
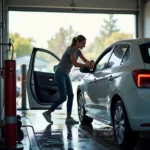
[144,1,150,37]
[0,0,2,43]
[0,0,8,121]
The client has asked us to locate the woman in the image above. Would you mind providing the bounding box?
[43,35,94,124]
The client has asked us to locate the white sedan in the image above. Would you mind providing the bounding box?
[77,38,150,148]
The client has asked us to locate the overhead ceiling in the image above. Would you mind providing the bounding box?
[8,0,138,13]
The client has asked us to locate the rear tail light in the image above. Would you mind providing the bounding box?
[141,123,150,127]
[132,69,150,88]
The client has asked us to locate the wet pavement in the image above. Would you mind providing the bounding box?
[11,81,150,150]
[15,109,150,150]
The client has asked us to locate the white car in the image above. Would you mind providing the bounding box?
[77,38,150,148]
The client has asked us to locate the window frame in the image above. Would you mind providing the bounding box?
[120,46,130,65]
[139,42,150,64]
[34,50,60,73]
[93,45,115,73]
[106,43,131,69]
[29,47,60,74]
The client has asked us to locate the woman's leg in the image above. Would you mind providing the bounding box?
[50,71,67,112]
[65,76,74,116]
[43,71,67,123]
[65,76,79,124]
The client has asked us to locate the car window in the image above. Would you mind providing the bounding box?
[95,48,113,71]
[121,48,130,64]
[107,44,129,68]
[140,43,150,64]
[34,51,59,73]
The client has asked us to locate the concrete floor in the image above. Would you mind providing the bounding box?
[12,109,150,150]
[18,109,111,150]
[0,81,150,149]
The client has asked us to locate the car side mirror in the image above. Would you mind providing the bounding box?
[107,61,114,68]
[80,67,91,73]
[53,65,58,72]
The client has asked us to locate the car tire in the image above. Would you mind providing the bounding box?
[77,92,93,125]
[112,101,139,148]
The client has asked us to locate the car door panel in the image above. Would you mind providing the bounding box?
[95,44,130,121]
[94,69,113,121]
[79,73,99,115]
[88,46,115,119]
[34,71,57,88]
[27,47,60,109]
[83,47,114,115]
[34,71,59,103]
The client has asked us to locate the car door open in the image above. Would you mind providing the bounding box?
[27,47,61,109]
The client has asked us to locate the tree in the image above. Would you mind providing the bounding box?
[96,14,120,50]
[84,15,133,60]
[100,14,120,39]
[83,36,104,60]
[84,14,121,59]
[9,33,34,57]
[47,26,78,57]
[104,32,133,48]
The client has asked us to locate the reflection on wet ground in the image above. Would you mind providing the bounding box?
[15,110,150,150]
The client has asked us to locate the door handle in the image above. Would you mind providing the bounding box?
[49,78,53,82]
[108,75,114,81]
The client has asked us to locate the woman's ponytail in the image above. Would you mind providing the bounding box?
[69,35,86,47]
[70,37,77,47]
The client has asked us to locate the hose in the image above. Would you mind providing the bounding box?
[21,124,42,150]
[10,44,14,60]
[0,123,42,150]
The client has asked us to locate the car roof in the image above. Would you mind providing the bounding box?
[111,38,150,45]
[101,38,150,54]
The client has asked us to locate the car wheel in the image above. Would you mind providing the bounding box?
[78,92,93,125]
[112,101,139,148]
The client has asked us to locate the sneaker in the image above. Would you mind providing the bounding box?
[65,117,79,124]
[42,111,53,124]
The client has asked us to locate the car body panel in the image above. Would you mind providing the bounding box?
[77,38,150,131]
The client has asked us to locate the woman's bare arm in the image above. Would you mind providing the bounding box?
[70,54,89,68]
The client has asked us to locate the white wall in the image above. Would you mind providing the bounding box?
[144,1,150,37]
[8,0,137,11]
[0,0,8,121]
[0,0,2,43]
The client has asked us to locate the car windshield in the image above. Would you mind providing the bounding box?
[140,43,150,64]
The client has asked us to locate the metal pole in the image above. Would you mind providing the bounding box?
[0,1,2,129]
[4,60,17,149]
[21,64,27,110]
[137,0,144,38]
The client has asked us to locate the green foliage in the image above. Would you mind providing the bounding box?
[84,37,104,60]
[47,26,78,57]
[85,14,133,60]
[104,32,133,48]
[82,15,121,60]
[9,33,34,57]
[96,14,120,50]
[9,14,134,63]
[83,51,98,60]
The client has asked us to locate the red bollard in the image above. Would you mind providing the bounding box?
[4,60,17,149]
